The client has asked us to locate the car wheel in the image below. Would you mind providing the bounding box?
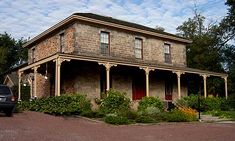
[4,109,13,117]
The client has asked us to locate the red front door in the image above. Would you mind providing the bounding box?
[165,78,173,100]
[132,74,146,100]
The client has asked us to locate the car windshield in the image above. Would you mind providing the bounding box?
[0,86,11,95]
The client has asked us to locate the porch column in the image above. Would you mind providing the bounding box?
[141,67,154,97]
[223,76,228,99]
[174,71,184,99]
[201,74,208,98]
[28,77,33,99]
[55,57,70,96]
[33,66,39,98]
[99,62,117,92]
[18,71,22,101]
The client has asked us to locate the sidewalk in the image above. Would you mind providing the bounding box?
[200,115,235,123]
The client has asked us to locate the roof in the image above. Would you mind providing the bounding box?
[73,13,189,41]
[7,73,18,85]
[23,13,192,48]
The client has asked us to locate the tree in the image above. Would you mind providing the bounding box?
[0,33,27,82]
[176,14,224,72]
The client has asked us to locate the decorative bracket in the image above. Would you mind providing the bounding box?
[98,62,117,71]
[200,74,209,80]
[140,67,155,75]
[31,65,40,73]
[173,71,185,78]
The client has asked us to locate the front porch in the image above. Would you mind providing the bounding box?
[18,53,228,101]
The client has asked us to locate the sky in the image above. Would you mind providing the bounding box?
[0,0,228,40]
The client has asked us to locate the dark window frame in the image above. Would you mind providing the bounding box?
[100,31,110,55]
[32,48,35,63]
[134,38,143,59]
[59,33,65,53]
[164,43,172,63]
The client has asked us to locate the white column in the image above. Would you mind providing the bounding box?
[55,57,70,96]
[145,69,150,97]
[55,58,61,96]
[140,67,154,97]
[55,60,58,96]
[224,76,228,99]
[177,72,183,99]
[202,74,207,98]
[98,62,117,93]
[33,66,39,98]
[18,71,22,101]
[106,66,110,91]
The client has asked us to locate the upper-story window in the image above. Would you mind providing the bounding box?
[32,48,35,63]
[134,38,143,59]
[100,31,110,55]
[60,33,65,53]
[164,43,171,63]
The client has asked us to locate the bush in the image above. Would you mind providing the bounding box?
[176,95,198,109]
[138,97,164,111]
[135,115,156,123]
[176,95,230,112]
[15,101,30,112]
[201,97,223,111]
[100,89,131,115]
[165,110,189,122]
[16,94,92,116]
[104,114,130,125]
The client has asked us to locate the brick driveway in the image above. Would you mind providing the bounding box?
[0,111,234,141]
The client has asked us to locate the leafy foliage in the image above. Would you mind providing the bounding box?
[17,94,92,116]
[176,95,231,112]
[99,89,131,115]
[0,33,27,81]
[104,114,130,125]
[138,96,164,111]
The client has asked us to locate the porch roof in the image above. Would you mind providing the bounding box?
[19,53,227,78]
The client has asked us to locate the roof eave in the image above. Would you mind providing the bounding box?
[23,14,192,48]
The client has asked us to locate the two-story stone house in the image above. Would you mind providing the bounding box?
[18,13,228,103]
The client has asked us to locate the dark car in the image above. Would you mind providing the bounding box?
[0,85,16,117]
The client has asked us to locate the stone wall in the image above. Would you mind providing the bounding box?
[75,21,187,66]
[60,61,100,99]
[28,23,76,64]
[34,73,50,98]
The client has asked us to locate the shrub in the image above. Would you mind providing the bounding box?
[135,115,156,123]
[178,106,197,121]
[165,110,189,122]
[104,114,130,125]
[15,101,30,112]
[16,94,92,116]
[138,96,164,111]
[100,89,131,115]
[176,95,198,109]
[201,97,223,111]
[138,106,161,116]
[176,95,230,112]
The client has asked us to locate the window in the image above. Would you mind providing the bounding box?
[100,31,109,55]
[134,38,143,59]
[164,43,171,63]
[32,48,35,63]
[60,33,65,53]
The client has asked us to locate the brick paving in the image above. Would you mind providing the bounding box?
[0,111,235,141]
